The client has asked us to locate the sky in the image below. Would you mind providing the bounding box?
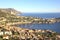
[0,0,60,13]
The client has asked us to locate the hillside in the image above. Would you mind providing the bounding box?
[0,8,21,15]
[0,8,34,25]
[0,8,22,25]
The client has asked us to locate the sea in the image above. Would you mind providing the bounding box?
[18,13,60,33]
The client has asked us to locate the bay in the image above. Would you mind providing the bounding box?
[18,13,60,33]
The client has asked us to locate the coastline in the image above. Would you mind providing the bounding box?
[6,22,32,25]
[5,18,60,26]
[0,8,60,40]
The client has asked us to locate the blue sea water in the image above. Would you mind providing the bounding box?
[18,13,60,33]
[19,13,60,18]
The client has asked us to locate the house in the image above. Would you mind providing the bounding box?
[3,35,9,40]
[0,32,3,35]
[5,31,12,35]
[0,31,12,35]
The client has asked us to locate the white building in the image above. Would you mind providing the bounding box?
[0,31,12,35]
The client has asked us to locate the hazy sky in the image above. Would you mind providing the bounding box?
[0,0,60,13]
